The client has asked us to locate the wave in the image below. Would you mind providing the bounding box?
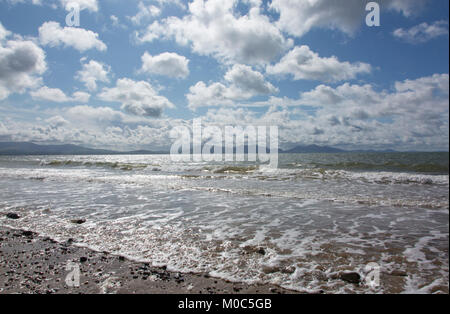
[0,167,448,210]
[308,161,449,174]
[1,164,448,187]
[210,165,259,174]
[256,167,449,186]
[40,160,153,171]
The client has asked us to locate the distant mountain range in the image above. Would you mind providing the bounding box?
[282,145,345,154]
[0,142,399,156]
[0,142,166,155]
[281,145,397,154]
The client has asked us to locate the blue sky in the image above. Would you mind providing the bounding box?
[0,0,448,151]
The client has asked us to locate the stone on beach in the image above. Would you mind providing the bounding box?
[6,213,20,220]
[340,272,361,284]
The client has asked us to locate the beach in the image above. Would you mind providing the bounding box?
[0,226,297,294]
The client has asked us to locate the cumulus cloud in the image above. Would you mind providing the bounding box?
[129,1,161,25]
[75,59,111,91]
[0,22,11,40]
[190,73,448,150]
[267,46,371,83]
[155,0,187,9]
[39,21,107,52]
[45,115,69,128]
[388,0,429,17]
[299,73,448,112]
[72,91,91,103]
[30,86,71,102]
[0,29,47,100]
[225,64,278,96]
[30,86,91,103]
[187,64,278,109]
[294,74,449,143]
[136,0,292,65]
[60,0,98,12]
[270,0,429,38]
[98,78,175,117]
[1,74,448,151]
[2,0,43,5]
[393,20,449,44]
[139,52,190,79]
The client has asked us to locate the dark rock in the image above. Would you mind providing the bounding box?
[281,266,296,274]
[6,213,20,220]
[80,257,88,263]
[262,266,280,274]
[242,245,266,255]
[71,219,86,225]
[257,248,266,255]
[22,231,34,238]
[340,272,361,284]
[118,256,125,261]
[43,237,57,244]
[389,271,407,277]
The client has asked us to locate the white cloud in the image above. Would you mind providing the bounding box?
[75,59,111,91]
[3,0,43,5]
[30,86,91,103]
[3,0,98,11]
[187,81,236,109]
[155,0,187,10]
[72,91,91,103]
[388,0,428,17]
[295,74,449,138]
[98,78,175,117]
[0,22,11,41]
[39,21,107,52]
[139,52,189,79]
[1,74,448,151]
[60,0,98,12]
[137,0,292,65]
[31,86,70,102]
[187,64,278,109]
[45,115,69,128]
[0,31,47,100]
[393,20,449,44]
[225,64,278,96]
[129,1,161,25]
[270,0,430,38]
[267,46,372,83]
[110,15,119,25]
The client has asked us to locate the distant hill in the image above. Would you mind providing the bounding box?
[0,142,401,156]
[0,142,167,155]
[281,145,401,154]
[282,145,346,154]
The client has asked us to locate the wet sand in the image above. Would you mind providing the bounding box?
[0,226,299,294]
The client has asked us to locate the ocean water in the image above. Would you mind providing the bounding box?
[0,153,448,293]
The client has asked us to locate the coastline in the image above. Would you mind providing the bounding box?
[0,226,299,294]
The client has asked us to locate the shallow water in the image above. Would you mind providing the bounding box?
[0,153,448,293]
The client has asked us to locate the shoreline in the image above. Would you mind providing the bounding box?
[0,226,300,294]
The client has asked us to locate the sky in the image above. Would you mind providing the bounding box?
[0,0,448,151]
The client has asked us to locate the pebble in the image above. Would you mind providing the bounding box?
[340,272,361,284]
[6,213,20,220]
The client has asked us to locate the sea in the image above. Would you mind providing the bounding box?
[0,152,448,293]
